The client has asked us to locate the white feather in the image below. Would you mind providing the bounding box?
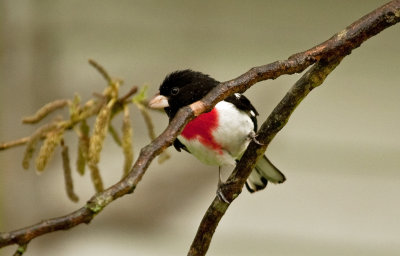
[178,101,253,166]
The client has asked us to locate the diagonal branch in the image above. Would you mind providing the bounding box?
[188,57,344,256]
[1,0,399,251]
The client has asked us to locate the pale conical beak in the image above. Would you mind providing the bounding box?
[148,94,169,109]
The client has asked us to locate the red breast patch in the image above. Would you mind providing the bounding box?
[181,108,223,154]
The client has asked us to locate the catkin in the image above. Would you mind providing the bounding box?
[22,123,58,169]
[22,99,69,124]
[86,99,115,192]
[88,99,114,166]
[35,128,64,172]
[69,94,81,122]
[108,124,122,146]
[135,102,156,140]
[88,163,104,192]
[88,59,112,84]
[61,143,79,202]
[76,120,90,175]
[135,101,170,164]
[121,105,133,176]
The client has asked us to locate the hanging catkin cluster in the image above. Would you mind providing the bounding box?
[1,60,169,202]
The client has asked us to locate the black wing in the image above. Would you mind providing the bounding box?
[225,93,259,131]
[173,139,189,152]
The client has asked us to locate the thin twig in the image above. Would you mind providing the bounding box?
[0,137,30,151]
[0,0,399,251]
[118,86,138,103]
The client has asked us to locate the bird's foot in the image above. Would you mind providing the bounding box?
[217,167,230,204]
[249,131,264,146]
[217,188,229,204]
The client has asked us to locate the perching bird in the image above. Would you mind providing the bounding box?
[149,70,285,195]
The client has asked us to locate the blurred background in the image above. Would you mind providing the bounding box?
[1,0,399,255]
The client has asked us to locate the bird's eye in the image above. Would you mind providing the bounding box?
[171,87,179,95]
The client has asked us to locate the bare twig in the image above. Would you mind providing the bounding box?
[118,86,138,103]
[0,0,399,252]
[0,137,30,151]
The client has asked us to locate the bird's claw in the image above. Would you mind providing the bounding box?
[249,131,264,146]
[217,187,230,204]
[217,167,230,204]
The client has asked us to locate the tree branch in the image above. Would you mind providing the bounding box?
[0,0,399,252]
[188,57,344,256]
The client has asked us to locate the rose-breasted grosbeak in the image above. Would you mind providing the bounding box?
[149,70,285,193]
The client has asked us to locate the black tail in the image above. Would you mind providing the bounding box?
[245,155,286,193]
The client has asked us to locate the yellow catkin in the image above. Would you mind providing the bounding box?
[69,94,81,122]
[86,99,115,192]
[76,120,90,175]
[35,128,64,172]
[121,105,133,176]
[79,99,102,120]
[22,123,58,169]
[88,99,115,166]
[157,151,171,164]
[22,99,69,124]
[88,59,112,84]
[135,101,170,164]
[61,143,79,202]
[108,124,122,146]
[135,102,156,140]
[88,163,104,192]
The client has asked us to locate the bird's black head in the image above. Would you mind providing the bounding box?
[149,69,219,118]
